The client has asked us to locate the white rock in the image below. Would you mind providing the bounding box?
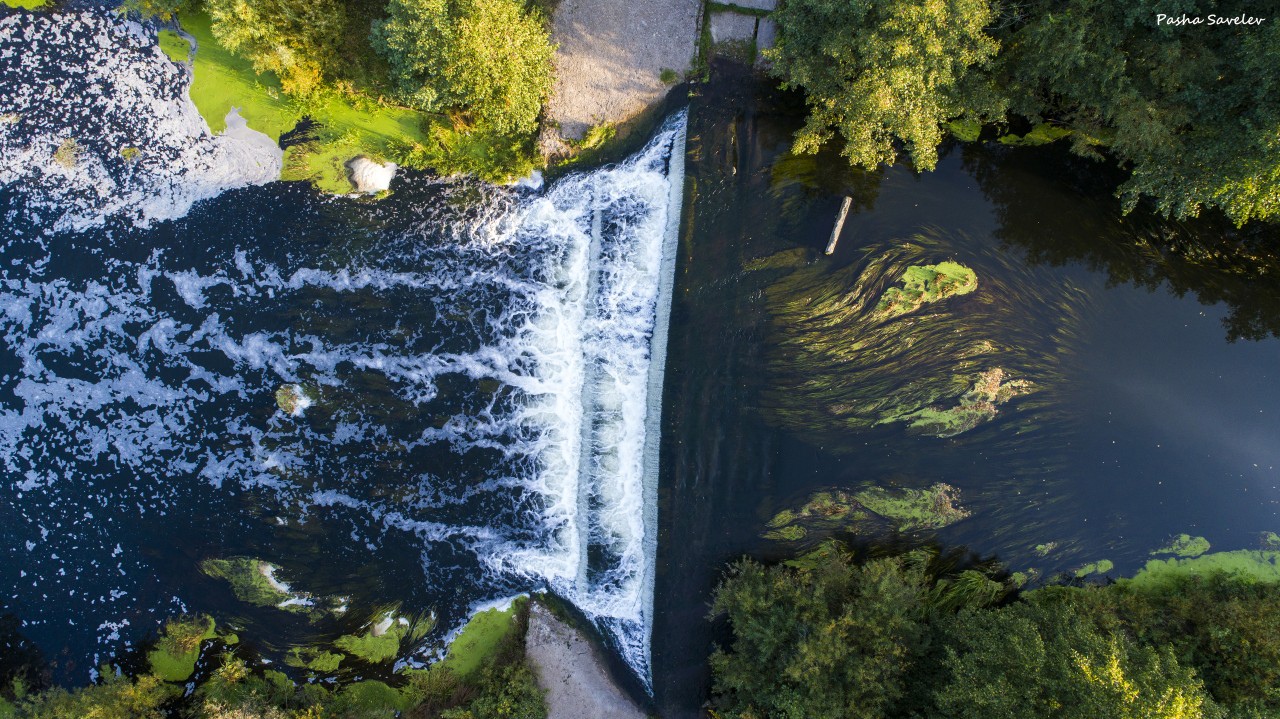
[345,156,397,193]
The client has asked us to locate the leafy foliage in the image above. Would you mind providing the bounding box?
[202,0,348,97]
[709,548,930,718]
[372,0,555,136]
[996,0,1280,225]
[766,0,1004,171]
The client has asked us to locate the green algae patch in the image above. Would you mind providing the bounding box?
[1034,542,1058,557]
[158,30,190,64]
[765,483,968,542]
[997,123,1074,146]
[438,598,525,678]
[946,118,982,142]
[875,261,977,319]
[1261,532,1280,550]
[1151,534,1210,558]
[744,248,813,272]
[879,367,1033,438]
[1074,559,1114,578]
[1126,550,1280,590]
[285,647,343,673]
[200,557,317,615]
[2,0,47,8]
[332,610,430,664]
[148,615,216,682]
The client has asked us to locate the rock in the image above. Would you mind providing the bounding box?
[345,156,397,193]
[524,603,645,719]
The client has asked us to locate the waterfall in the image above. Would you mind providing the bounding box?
[0,6,684,688]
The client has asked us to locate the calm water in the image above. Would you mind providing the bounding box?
[652,66,1280,716]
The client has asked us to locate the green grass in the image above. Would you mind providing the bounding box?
[2,0,47,9]
[158,30,190,63]
[148,616,217,682]
[437,598,525,678]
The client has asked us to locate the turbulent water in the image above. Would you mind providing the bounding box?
[0,13,686,682]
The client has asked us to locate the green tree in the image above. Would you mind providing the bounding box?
[708,548,929,719]
[997,0,1280,224]
[15,673,176,719]
[766,0,1004,171]
[933,592,1219,719]
[203,0,349,97]
[372,0,556,136]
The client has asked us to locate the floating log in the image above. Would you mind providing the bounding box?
[825,196,853,255]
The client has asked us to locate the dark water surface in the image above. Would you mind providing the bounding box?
[653,66,1280,716]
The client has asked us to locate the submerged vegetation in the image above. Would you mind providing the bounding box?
[710,541,1280,719]
[753,232,1083,448]
[0,597,544,719]
[767,0,1280,225]
[765,483,969,542]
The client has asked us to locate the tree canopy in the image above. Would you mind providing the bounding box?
[768,0,1280,224]
[203,0,349,97]
[372,0,555,136]
[765,0,1004,171]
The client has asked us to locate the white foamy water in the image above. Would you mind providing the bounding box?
[0,11,281,232]
[0,5,683,690]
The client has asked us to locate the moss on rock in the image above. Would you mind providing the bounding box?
[148,615,217,682]
[437,597,525,678]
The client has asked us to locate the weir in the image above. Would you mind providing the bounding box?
[530,111,687,688]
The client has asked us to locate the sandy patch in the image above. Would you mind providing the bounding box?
[524,602,646,719]
[540,0,699,154]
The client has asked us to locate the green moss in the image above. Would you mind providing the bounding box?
[437,598,525,678]
[1261,532,1280,550]
[997,122,1074,146]
[147,615,216,682]
[1074,559,1115,578]
[877,367,1033,438]
[53,139,80,168]
[1126,550,1280,590]
[2,0,47,8]
[763,524,807,541]
[945,118,982,142]
[1151,534,1210,558]
[157,30,190,63]
[201,557,316,614]
[334,614,409,663]
[274,383,314,415]
[1034,542,1058,557]
[334,681,409,714]
[285,647,343,673]
[875,261,977,319]
[120,146,141,162]
[660,68,680,85]
[182,10,298,139]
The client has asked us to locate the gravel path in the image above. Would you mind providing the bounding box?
[524,603,646,719]
[540,0,700,154]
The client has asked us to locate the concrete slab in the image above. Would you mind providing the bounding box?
[709,11,757,44]
[722,0,777,9]
[755,17,777,67]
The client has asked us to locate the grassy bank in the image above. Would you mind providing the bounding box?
[169,9,540,192]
